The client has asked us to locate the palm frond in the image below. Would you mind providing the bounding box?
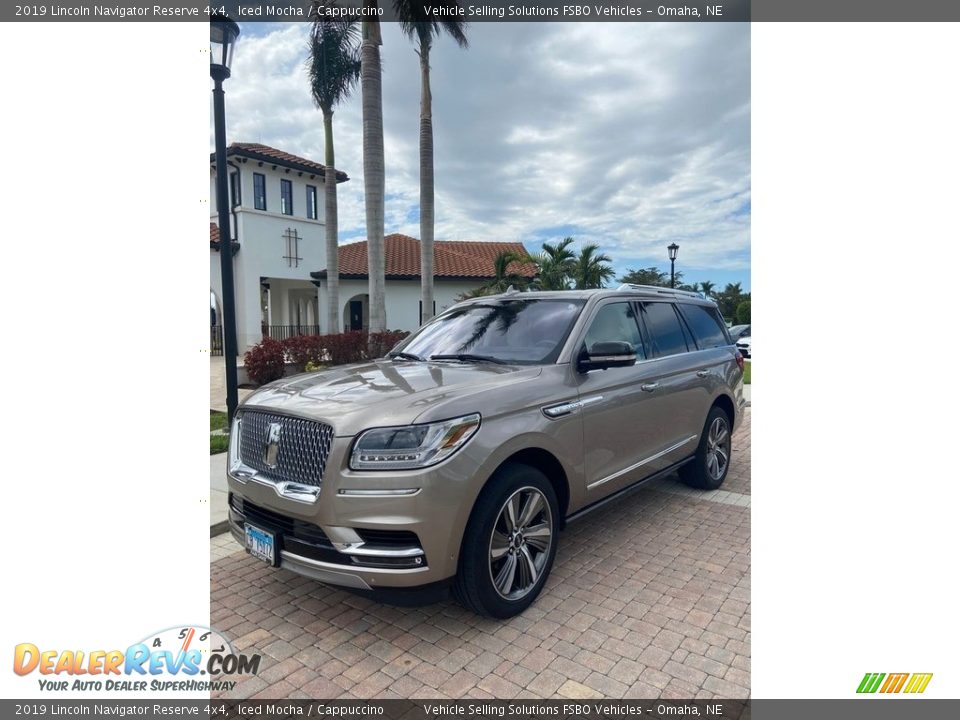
[307,13,362,113]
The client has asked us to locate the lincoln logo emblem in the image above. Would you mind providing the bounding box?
[264,422,282,468]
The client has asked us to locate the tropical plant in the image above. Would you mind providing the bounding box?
[307,15,361,334]
[698,280,716,298]
[398,5,468,325]
[532,237,576,290]
[618,266,669,287]
[480,251,531,295]
[571,244,615,289]
[715,282,749,320]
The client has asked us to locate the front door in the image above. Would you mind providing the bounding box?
[349,300,363,331]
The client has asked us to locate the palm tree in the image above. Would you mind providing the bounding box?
[398,5,468,326]
[532,237,576,290]
[618,267,669,287]
[481,251,530,295]
[359,14,386,332]
[572,245,615,289]
[698,280,716,298]
[307,16,361,334]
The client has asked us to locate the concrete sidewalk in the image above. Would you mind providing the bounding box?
[211,357,255,413]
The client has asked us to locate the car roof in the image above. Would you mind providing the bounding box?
[464,286,717,307]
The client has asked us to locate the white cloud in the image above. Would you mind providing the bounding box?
[217,21,750,284]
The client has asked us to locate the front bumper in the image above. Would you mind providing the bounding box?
[226,435,482,591]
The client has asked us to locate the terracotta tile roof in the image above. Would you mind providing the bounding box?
[210,143,348,183]
[210,222,220,250]
[311,234,536,280]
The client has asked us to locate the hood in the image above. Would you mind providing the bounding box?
[240,359,543,436]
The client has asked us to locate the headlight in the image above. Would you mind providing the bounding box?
[350,414,481,470]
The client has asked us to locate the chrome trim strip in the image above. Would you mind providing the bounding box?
[229,524,429,588]
[280,550,430,578]
[542,395,604,419]
[579,395,605,409]
[332,542,425,558]
[229,462,322,503]
[587,434,697,490]
[337,488,421,497]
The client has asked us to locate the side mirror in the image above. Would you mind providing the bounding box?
[578,341,637,372]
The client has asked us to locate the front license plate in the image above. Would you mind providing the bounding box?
[244,524,277,566]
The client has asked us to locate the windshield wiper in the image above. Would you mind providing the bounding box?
[389,351,424,361]
[429,353,507,365]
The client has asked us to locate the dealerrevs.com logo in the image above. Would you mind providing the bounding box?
[13,625,261,693]
[857,672,933,694]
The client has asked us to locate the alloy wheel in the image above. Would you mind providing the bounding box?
[488,487,554,600]
[705,416,730,481]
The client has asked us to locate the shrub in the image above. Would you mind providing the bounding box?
[322,331,368,365]
[368,330,411,358]
[282,334,326,372]
[246,330,415,385]
[735,300,751,325]
[243,336,286,385]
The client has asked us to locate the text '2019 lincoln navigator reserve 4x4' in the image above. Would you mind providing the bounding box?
[227,285,746,618]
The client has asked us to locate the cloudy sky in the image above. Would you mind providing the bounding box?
[218,21,750,289]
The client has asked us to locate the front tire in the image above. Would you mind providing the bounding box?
[679,406,733,490]
[454,464,559,618]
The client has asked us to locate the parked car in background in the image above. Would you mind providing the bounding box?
[736,335,752,358]
[728,324,751,342]
[226,285,746,618]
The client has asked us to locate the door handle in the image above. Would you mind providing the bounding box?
[640,382,660,392]
[696,370,710,378]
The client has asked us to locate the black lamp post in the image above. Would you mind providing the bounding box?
[667,243,679,289]
[211,14,241,423]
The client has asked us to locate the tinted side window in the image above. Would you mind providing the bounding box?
[641,302,689,357]
[584,303,645,359]
[679,304,729,349]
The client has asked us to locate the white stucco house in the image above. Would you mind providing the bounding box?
[310,234,535,333]
[211,142,534,351]
[210,143,347,351]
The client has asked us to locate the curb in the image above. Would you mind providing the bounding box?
[210,519,231,538]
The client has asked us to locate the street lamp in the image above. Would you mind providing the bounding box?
[211,14,241,423]
[667,243,679,288]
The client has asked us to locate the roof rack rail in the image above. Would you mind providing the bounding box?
[616,283,705,299]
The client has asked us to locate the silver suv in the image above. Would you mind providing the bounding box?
[227,286,746,618]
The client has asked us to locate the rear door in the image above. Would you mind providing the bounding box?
[675,301,737,422]
[632,301,705,464]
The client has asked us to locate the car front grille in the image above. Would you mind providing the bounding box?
[237,410,334,488]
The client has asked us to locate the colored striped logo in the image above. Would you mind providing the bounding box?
[857,672,933,694]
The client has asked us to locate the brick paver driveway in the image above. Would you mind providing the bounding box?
[211,410,750,700]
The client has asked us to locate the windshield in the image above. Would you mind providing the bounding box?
[395,298,586,365]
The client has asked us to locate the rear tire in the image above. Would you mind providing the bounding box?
[679,406,733,490]
[454,464,559,618]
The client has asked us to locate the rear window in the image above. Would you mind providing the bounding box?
[641,302,689,357]
[679,304,730,349]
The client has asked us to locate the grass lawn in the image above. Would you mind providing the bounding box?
[210,434,229,455]
[210,411,228,432]
[743,360,751,384]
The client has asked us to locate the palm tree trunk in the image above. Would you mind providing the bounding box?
[361,16,386,333]
[418,42,434,326]
[323,109,340,334]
